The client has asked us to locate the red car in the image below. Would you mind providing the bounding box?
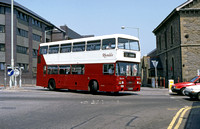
[171,76,200,95]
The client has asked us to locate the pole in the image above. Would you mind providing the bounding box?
[19,67,22,88]
[121,26,139,39]
[155,66,158,88]
[11,0,14,87]
[4,63,7,89]
[44,30,47,43]
[151,60,158,88]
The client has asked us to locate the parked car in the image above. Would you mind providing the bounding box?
[184,85,200,100]
[171,76,200,95]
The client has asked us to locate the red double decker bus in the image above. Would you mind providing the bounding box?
[36,34,141,93]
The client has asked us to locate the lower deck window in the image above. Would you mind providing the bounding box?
[59,65,71,74]
[72,65,84,74]
[48,66,58,74]
[103,64,114,75]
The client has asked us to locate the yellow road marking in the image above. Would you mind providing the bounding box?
[174,107,191,129]
[168,106,200,129]
[167,108,185,129]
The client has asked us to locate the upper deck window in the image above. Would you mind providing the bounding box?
[49,45,59,54]
[73,42,85,52]
[39,46,48,55]
[118,38,139,51]
[87,40,101,51]
[102,38,116,50]
[60,44,71,53]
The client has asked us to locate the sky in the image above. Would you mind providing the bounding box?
[15,0,187,56]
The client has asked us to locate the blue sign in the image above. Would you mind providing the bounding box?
[7,69,14,76]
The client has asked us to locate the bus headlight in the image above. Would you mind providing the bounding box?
[118,81,124,84]
[137,81,141,84]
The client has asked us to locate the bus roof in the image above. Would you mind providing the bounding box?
[40,34,139,46]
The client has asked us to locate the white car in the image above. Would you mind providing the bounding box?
[184,85,200,100]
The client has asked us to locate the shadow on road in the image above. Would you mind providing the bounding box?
[36,88,138,96]
[184,101,200,129]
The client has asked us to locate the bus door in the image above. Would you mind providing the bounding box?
[71,64,85,90]
[102,64,115,91]
[42,65,48,87]
[58,65,71,89]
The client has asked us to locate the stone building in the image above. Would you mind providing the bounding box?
[153,0,200,85]
[0,0,85,85]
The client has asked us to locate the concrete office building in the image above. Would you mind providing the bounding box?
[0,0,85,85]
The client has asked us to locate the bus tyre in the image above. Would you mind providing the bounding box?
[90,81,98,94]
[48,79,56,91]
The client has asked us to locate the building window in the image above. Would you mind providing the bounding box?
[165,31,167,49]
[0,6,5,14]
[171,26,174,45]
[0,25,5,33]
[17,45,28,54]
[17,11,29,22]
[159,36,161,50]
[0,62,5,70]
[0,44,5,51]
[33,34,41,42]
[32,18,42,28]
[17,28,28,38]
[17,63,29,71]
[33,49,38,58]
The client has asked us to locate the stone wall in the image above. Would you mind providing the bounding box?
[180,10,200,81]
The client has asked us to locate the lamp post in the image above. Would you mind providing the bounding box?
[44,28,58,43]
[11,0,14,87]
[121,26,140,39]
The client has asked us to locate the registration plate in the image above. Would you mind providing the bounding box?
[128,87,133,90]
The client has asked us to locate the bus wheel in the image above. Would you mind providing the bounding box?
[48,79,56,91]
[90,81,98,94]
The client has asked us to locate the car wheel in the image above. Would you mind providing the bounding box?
[197,93,200,100]
[180,88,186,95]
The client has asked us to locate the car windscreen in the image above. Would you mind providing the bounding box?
[189,76,198,82]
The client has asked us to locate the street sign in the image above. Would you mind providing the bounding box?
[7,69,14,76]
[152,60,158,68]
[14,69,20,77]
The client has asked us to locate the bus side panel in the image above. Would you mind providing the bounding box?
[85,63,117,92]
[36,55,48,88]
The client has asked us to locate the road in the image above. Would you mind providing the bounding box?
[0,86,199,129]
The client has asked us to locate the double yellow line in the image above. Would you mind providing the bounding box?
[168,106,200,129]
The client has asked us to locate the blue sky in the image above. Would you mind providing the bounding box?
[15,0,186,56]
